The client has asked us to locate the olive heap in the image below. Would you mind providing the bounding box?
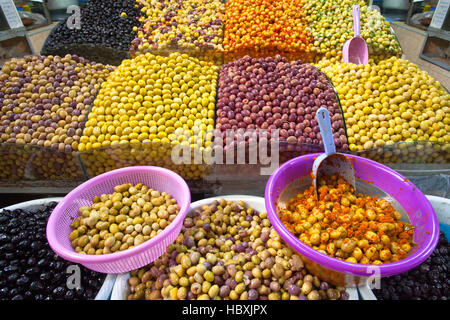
[79,52,218,180]
[318,57,450,163]
[0,142,31,181]
[303,0,401,57]
[0,54,113,152]
[281,174,415,264]
[0,202,106,300]
[131,0,224,54]
[0,55,112,181]
[69,183,179,255]
[42,0,141,64]
[373,232,449,300]
[223,0,313,63]
[216,55,348,150]
[127,199,349,300]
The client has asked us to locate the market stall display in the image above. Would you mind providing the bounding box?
[0,0,448,302]
[130,0,224,56]
[223,0,313,62]
[42,0,141,65]
[317,56,450,163]
[111,196,358,300]
[0,200,111,300]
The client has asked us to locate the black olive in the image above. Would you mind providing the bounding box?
[9,259,19,266]
[30,241,42,251]
[16,275,30,286]
[30,281,44,292]
[0,287,9,298]
[0,204,105,300]
[39,272,52,281]
[52,286,66,297]
[25,267,40,275]
[18,240,30,249]
[54,261,64,271]
[64,290,75,300]
[11,294,24,300]
[9,288,19,297]
[27,257,37,266]
[37,258,49,267]
[2,243,15,252]
[3,265,19,273]
[84,288,94,298]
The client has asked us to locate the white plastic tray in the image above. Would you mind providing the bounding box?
[358,195,450,300]
[1,197,117,300]
[111,195,358,300]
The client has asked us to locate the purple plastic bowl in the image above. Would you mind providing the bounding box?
[265,153,439,284]
[46,166,191,274]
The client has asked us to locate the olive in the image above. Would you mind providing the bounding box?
[126,199,348,300]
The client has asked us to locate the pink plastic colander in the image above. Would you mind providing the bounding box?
[46,166,191,274]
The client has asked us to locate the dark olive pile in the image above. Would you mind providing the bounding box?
[43,0,141,53]
[373,232,449,300]
[216,55,348,150]
[0,202,106,300]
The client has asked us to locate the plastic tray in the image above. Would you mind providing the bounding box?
[358,195,450,300]
[1,198,117,300]
[111,195,358,300]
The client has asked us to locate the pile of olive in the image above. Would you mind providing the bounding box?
[127,199,350,300]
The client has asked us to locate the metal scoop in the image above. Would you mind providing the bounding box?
[342,5,369,65]
[312,107,356,199]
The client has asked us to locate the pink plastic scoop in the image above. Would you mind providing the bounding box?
[343,5,368,64]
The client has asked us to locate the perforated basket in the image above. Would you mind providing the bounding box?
[46,166,191,274]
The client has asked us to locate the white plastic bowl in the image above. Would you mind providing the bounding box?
[111,195,359,300]
[1,198,116,300]
[358,195,450,300]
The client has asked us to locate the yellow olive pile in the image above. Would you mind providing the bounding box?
[78,52,217,179]
[318,57,450,163]
[131,0,224,54]
[69,183,180,255]
[80,142,212,181]
[79,52,217,151]
[303,0,401,57]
